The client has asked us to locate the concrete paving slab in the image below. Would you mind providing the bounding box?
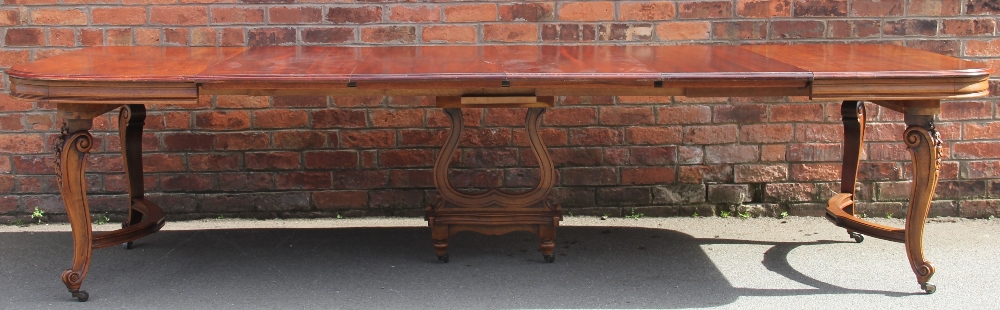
[0,216,997,309]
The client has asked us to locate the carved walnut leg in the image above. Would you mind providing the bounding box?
[119,105,146,250]
[55,118,96,302]
[840,101,867,243]
[903,114,940,294]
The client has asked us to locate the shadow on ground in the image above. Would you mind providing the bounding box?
[0,226,913,309]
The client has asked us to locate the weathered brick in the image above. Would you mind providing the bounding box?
[247,27,296,46]
[570,128,623,146]
[740,124,793,143]
[771,20,825,39]
[483,24,538,42]
[542,108,597,126]
[735,164,788,183]
[361,26,417,44]
[850,0,903,17]
[269,6,323,24]
[211,7,265,24]
[380,149,434,168]
[329,131,389,150]
[92,7,147,25]
[150,6,208,25]
[214,132,269,151]
[658,105,711,124]
[246,152,300,170]
[958,200,999,218]
[253,110,308,129]
[368,190,424,210]
[559,167,617,186]
[625,126,682,145]
[600,107,654,125]
[786,143,841,162]
[630,146,677,165]
[764,182,814,202]
[619,2,675,21]
[705,145,758,164]
[967,0,1000,15]
[679,165,734,183]
[460,128,512,147]
[445,4,497,22]
[162,174,216,192]
[388,169,433,188]
[790,163,840,181]
[313,109,367,128]
[461,148,518,168]
[794,0,847,17]
[189,153,241,171]
[683,125,737,144]
[194,111,251,130]
[708,184,751,204]
[30,8,87,25]
[678,1,733,19]
[712,21,768,40]
[737,0,791,18]
[652,184,706,204]
[942,19,994,36]
[167,28,191,45]
[327,6,382,24]
[313,191,367,210]
[884,19,938,36]
[597,187,651,206]
[549,148,602,167]
[274,131,326,149]
[422,25,476,43]
[5,28,44,46]
[622,167,675,185]
[910,0,961,16]
[500,3,554,22]
[389,5,440,23]
[371,109,423,128]
[276,171,331,190]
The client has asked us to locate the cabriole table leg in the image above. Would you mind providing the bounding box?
[902,114,941,294]
[55,118,96,302]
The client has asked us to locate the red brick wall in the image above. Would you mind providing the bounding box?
[2,1,1000,222]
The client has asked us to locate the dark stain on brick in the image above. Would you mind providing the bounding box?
[248,27,295,46]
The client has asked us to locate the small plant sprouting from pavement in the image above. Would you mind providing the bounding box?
[738,211,751,219]
[336,213,343,219]
[886,213,894,219]
[93,213,110,225]
[625,208,644,220]
[859,213,867,218]
[719,211,731,218]
[31,207,45,224]
[217,214,224,219]
[780,211,789,219]
[692,211,698,218]
[12,219,24,226]
[989,215,995,220]
[600,213,610,220]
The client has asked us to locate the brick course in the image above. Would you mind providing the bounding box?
[1,1,999,222]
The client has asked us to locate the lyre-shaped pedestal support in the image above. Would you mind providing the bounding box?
[426,97,561,263]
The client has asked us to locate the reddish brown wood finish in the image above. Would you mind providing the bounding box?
[4,44,992,299]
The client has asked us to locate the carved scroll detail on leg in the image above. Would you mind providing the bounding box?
[903,116,940,293]
[55,120,95,301]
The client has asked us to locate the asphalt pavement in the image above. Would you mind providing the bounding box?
[0,216,997,309]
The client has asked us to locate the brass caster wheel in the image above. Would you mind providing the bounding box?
[122,223,134,250]
[920,282,936,294]
[848,232,864,243]
[437,254,449,263]
[543,254,555,263]
[71,290,89,302]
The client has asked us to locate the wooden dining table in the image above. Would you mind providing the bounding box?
[5,44,990,301]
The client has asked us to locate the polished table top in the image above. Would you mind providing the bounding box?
[7,44,990,103]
